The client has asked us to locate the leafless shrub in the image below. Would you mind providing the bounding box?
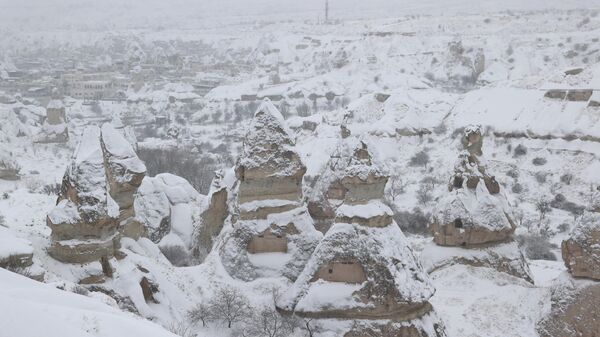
[138,147,218,194]
[516,234,557,261]
[535,198,552,221]
[238,307,299,337]
[393,207,430,235]
[416,184,433,205]
[532,157,547,166]
[386,176,408,201]
[410,150,430,167]
[513,144,527,157]
[512,183,523,194]
[188,302,212,327]
[535,172,548,184]
[210,286,251,328]
[41,183,61,196]
[166,321,195,337]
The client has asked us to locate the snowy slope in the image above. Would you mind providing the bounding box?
[0,268,177,337]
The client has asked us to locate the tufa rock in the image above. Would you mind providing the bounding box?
[562,212,600,280]
[47,124,146,264]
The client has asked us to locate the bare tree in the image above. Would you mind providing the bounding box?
[166,321,194,337]
[241,307,298,337]
[416,183,433,205]
[535,198,551,221]
[211,286,251,328]
[387,176,407,202]
[188,302,212,327]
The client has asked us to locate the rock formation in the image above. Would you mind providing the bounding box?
[278,139,447,337]
[537,274,600,337]
[38,98,68,143]
[308,139,389,233]
[193,171,229,262]
[424,125,532,282]
[219,99,321,281]
[562,212,600,280]
[47,124,146,264]
[431,125,514,246]
[134,173,205,266]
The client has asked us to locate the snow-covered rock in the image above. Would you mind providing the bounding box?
[561,212,600,280]
[47,123,146,264]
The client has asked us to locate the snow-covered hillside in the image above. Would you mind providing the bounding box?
[2,1,600,337]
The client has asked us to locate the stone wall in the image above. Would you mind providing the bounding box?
[313,261,367,283]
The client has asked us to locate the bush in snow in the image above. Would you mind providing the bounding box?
[41,183,61,196]
[416,183,433,205]
[557,222,570,233]
[535,172,548,184]
[516,234,557,261]
[535,198,552,221]
[420,176,439,190]
[237,307,300,337]
[513,144,527,157]
[393,207,431,235]
[532,157,548,166]
[386,176,407,202]
[506,167,519,179]
[295,102,311,117]
[512,183,523,194]
[409,150,430,167]
[166,321,194,337]
[193,286,251,329]
[560,173,573,185]
[0,214,5,227]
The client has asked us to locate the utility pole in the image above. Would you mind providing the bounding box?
[325,0,329,23]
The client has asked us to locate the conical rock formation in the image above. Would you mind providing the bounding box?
[219,100,321,281]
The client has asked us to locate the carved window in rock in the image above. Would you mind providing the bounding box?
[315,260,367,284]
[247,228,287,254]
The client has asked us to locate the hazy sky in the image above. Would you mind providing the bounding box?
[1,0,599,31]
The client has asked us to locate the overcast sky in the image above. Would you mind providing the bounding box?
[1,0,599,31]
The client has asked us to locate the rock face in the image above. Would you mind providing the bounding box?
[47,124,146,264]
[538,275,600,337]
[430,125,515,246]
[278,139,446,337]
[193,180,229,262]
[308,139,389,233]
[134,173,205,266]
[219,100,321,281]
[562,212,600,280]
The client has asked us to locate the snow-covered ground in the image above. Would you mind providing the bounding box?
[2,1,600,336]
